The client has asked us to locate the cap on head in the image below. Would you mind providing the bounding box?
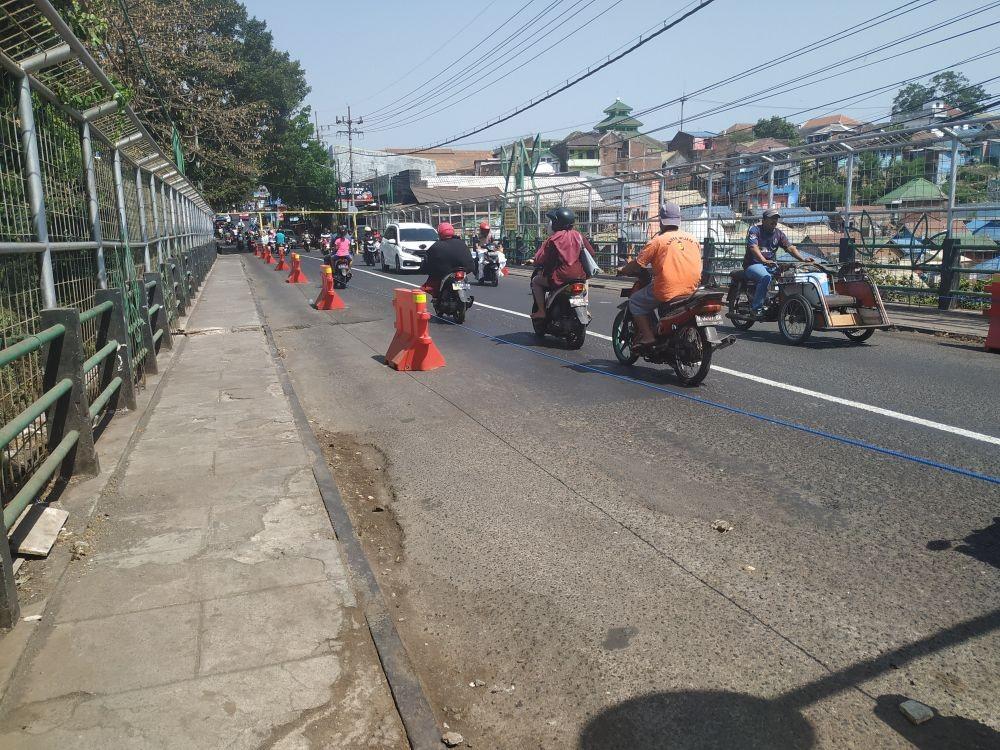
[437,222,455,239]
[479,221,490,231]
[659,201,682,225]
[762,208,781,220]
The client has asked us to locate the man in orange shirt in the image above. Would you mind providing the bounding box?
[617,202,702,349]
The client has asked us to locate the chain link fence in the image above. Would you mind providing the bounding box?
[0,0,214,521]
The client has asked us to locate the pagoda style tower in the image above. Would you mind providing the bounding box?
[594,99,642,134]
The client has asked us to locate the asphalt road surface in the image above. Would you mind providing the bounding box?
[243,250,999,750]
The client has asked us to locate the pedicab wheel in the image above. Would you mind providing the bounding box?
[844,328,874,343]
[612,309,639,365]
[778,295,814,345]
[672,324,713,386]
[728,289,755,330]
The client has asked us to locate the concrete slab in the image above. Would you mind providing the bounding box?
[199,581,346,675]
[15,603,200,703]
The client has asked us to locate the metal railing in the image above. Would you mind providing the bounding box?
[373,115,999,311]
[1,0,217,627]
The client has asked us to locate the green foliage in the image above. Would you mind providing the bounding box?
[955,163,1000,204]
[752,116,800,144]
[891,71,988,115]
[259,108,338,208]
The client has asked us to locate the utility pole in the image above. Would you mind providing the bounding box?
[679,92,687,132]
[336,106,364,213]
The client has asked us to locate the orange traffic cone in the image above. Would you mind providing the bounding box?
[286,253,309,284]
[274,247,288,271]
[265,245,276,264]
[313,265,345,310]
[384,289,445,371]
[254,242,261,258]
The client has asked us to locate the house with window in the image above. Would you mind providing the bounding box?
[550,99,668,176]
[798,114,862,143]
[667,130,718,159]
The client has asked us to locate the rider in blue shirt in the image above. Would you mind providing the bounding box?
[743,209,810,315]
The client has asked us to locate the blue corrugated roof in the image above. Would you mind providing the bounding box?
[971,256,1000,271]
[781,215,830,226]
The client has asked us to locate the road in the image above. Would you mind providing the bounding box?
[243,250,999,749]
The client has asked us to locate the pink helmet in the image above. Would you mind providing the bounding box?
[479,221,490,231]
[437,222,455,239]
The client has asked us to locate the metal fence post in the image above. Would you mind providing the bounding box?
[111,148,135,288]
[145,272,172,350]
[937,237,961,311]
[702,236,716,287]
[842,147,855,237]
[0,527,19,628]
[766,162,775,210]
[135,166,151,273]
[16,74,57,308]
[838,236,856,265]
[39,307,100,478]
[945,134,959,240]
[94,288,138,411]
[81,120,108,289]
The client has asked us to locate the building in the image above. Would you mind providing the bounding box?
[327,145,437,185]
[877,178,947,208]
[798,114,862,143]
[384,147,495,175]
[550,100,669,176]
[666,130,718,159]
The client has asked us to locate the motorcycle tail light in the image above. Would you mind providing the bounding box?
[570,283,586,294]
[454,270,466,280]
[698,302,722,314]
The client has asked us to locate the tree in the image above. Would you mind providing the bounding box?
[752,116,800,144]
[891,71,987,116]
[62,0,332,207]
[259,108,338,208]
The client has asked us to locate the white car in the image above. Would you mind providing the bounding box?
[380,222,439,272]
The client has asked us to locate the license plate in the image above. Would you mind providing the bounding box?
[452,282,469,290]
[696,314,722,325]
[569,297,588,307]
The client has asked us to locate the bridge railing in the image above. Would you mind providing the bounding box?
[0,0,217,627]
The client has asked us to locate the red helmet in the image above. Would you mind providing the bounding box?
[437,222,455,239]
[479,221,490,231]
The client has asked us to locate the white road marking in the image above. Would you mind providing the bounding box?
[343,266,1000,447]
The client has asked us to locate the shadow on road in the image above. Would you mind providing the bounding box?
[579,608,1000,749]
[721,325,875,350]
[927,517,1000,570]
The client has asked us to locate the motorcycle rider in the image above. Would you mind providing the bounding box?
[617,202,702,350]
[331,225,353,271]
[473,220,506,279]
[275,227,286,250]
[420,222,475,298]
[744,208,811,317]
[530,207,593,320]
[319,226,332,251]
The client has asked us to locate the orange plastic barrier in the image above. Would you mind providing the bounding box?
[986,274,999,353]
[384,288,445,371]
[264,245,276,265]
[274,247,288,271]
[286,253,309,284]
[253,242,261,258]
[313,265,345,310]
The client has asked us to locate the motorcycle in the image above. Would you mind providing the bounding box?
[362,238,381,267]
[432,269,473,324]
[300,232,312,251]
[332,256,352,289]
[530,267,589,349]
[319,237,331,255]
[477,244,504,286]
[612,270,735,386]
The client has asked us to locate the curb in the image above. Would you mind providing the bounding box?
[243,259,442,750]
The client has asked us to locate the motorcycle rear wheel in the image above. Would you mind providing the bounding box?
[672,324,713,386]
[565,320,586,350]
[612,309,639,365]
[453,303,466,325]
[728,288,756,330]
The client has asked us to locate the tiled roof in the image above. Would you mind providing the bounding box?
[801,114,862,130]
[661,189,706,207]
[410,185,503,204]
[385,148,494,174]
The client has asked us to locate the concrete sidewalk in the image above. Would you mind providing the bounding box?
[0,261,405,748]
[506,265,991,340]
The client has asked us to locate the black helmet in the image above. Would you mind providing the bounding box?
[546,206,575,231]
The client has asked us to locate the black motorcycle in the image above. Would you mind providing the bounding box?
[362,239,381,267]
[478,244,501,286]
[433,269,473,324]
[332,256,352,289]
[530,267,589,349]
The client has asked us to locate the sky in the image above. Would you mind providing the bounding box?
[238,0,1000,152]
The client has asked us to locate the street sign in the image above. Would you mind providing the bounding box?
[503,207,518,231]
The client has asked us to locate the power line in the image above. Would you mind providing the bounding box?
[363,0,540,119]
[395,0,717,155]
[355,0,502,106]
[366,0,622,130]
[373,0,930,143]
[365,0,580,127]
[365,0,626,133]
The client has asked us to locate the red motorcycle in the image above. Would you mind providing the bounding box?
[612,271,735,386]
